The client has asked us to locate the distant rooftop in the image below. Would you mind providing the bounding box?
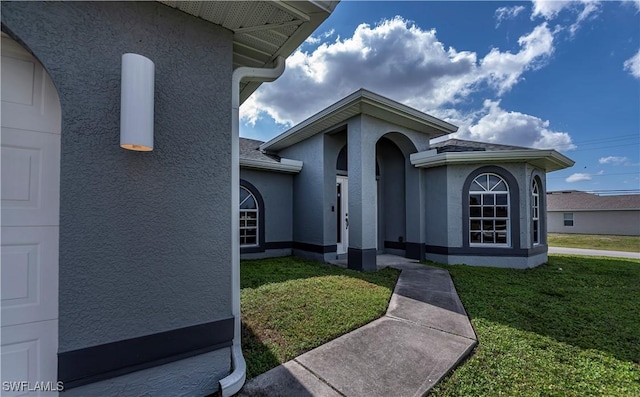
[547,190,640,211]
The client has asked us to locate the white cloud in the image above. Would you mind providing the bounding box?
[599,156,629,165]
[531,0,573,19]
[241,17,555,127]
[531,0,601,35]
[566,173,592,182]
[495,5,526,27]
[481,23,554,94]
[458,100,575,150]
[623,50,640,79]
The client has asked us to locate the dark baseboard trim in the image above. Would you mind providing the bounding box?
[241,245,265,254]
[58,318,234,390]
[425,244,549,257]
[348,248,377,271]
[264,241,293,250]
[405,242,425,261]
[292,241,336,254]
[384,241,406,250]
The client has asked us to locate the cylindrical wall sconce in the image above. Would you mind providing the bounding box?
[120,53,154,151]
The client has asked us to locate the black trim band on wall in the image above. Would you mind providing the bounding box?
[384,241,406,250]
[264,241,293,250]
[292,241,337,254]
[425,244,548,257]
[240,179,265,254]
[58,317,234,390]
[405,242,425,261]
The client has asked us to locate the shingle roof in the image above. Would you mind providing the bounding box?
[430,138,533,153]
[239,137,280,163]
[547,191,640,211]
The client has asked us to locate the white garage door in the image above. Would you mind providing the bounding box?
[1,34,61,396]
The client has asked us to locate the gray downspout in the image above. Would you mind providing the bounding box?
[219,56,286,397]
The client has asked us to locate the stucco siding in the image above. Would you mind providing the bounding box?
[280,133,327,246]
[424,167,449,247]
[2,1,234,389]
[240,169,294,244]
[548,210,640,236]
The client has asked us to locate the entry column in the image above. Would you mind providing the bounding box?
[347,117,378,271]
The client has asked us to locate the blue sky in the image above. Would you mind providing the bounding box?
[240,1,640,193]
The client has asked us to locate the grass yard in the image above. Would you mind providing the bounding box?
[548,233,640,252]
[430,255,640,396]
[240,256,399,379]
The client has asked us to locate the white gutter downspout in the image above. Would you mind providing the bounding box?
[220,56,286,397]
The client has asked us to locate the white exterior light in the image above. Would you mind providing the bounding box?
[120,53,154,151]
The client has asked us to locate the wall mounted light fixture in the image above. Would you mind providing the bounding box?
[120,53,154,151]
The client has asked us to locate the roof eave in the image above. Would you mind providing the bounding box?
[410,149,575,172]
[238,2,338,103]
[239,157,303,173]
[260,88,458,152]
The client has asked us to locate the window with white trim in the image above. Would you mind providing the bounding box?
[469,173,510,246]
[563,212,574,227]
[240,186,258,247]
[532,179,540,245]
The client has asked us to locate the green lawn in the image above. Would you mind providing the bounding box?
[430,255,640,396]
[240,256,399,379]
[548,233,640,252]
[240,255,639,395]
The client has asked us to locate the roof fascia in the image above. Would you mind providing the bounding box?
[410,149,575,172]
[239,157,303,173]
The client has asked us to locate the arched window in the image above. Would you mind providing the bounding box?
[240,186,259,247]
[469,173,510,246]
[532,178,540,245]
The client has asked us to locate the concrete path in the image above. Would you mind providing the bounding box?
[237,256,477,397]
[549,246,640,259]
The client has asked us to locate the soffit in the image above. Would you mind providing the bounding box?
[159,1,338,103]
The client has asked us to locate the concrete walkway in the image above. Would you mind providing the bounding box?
[237,256,477,397]
[549,246,640,259]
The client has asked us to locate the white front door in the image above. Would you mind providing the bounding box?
[1,34,61,395]
[336,176,348,255]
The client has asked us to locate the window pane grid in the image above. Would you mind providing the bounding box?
[469,173,509,246]
[240,186,259,247]
[532,179,540,245]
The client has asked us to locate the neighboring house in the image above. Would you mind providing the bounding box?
[238,89,575,270]
[0,1,337,396]
[547,191,640,236]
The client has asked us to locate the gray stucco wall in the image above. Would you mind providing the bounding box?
[548,210,640,236]
[423,162,548,268]
[240,168,294,245]
[280,133,327,246]
[2,0,234,387]
[423,167,450,247]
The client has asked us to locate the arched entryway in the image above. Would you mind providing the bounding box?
[1,33,61,389]
[376,137,406,252]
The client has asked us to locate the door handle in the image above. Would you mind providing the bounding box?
[345,214,348,229]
